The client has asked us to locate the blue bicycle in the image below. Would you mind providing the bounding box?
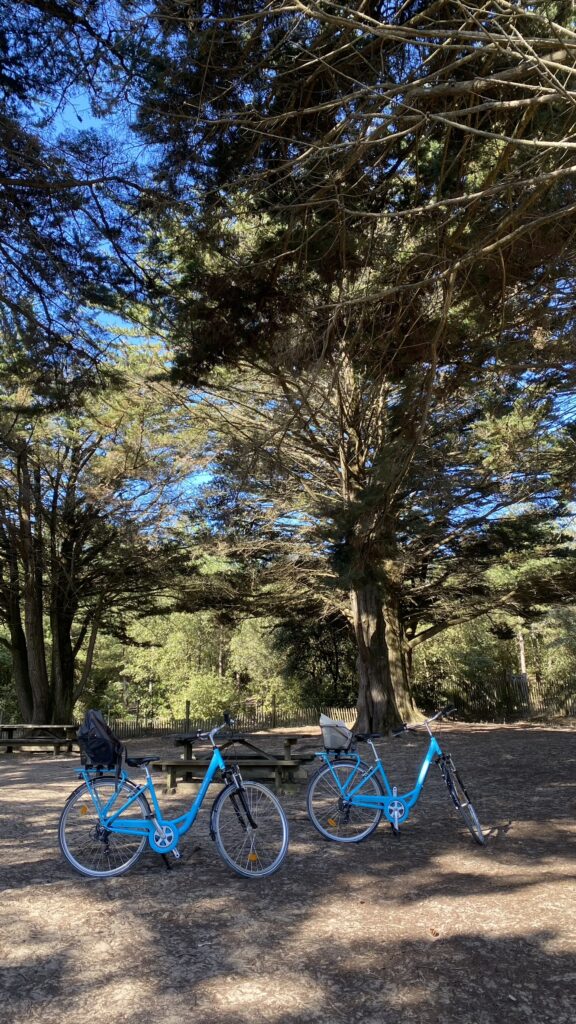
[58,719,290,879]
[306,707,485,845]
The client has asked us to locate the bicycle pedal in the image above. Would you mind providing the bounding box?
[172,847,182,861]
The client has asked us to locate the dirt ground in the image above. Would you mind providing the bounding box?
[0,720,575,1024]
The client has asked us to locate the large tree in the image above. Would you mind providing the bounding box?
[130,1,576,729]
[171,360,573,727]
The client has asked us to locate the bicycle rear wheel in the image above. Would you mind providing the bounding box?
[211,781,289,878]
[59,777,150,878]
[441,758,485,845]
[306,759,384,843]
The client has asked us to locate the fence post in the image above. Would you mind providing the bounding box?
[271,693,277,729]
[185,700,190,733]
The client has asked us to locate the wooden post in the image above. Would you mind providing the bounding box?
[185,700,190,733]
[272,693,277,729]
[516,627,530,711]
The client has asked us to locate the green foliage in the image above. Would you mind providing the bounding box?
[0,3,143,386]
[118,612,234,717]
[2,2,576,730]
[86,609,358,719]
[74,596,576,724]
[0,340,203,721]
[272,615,358,709]
[228,618,286,706]
[412,617,519,716]
[0,638,17,721]
[412,607,576,718]
[523,606,576,711]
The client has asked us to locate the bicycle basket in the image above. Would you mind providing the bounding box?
[319,714,353,752]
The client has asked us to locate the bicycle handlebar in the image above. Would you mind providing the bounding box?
[177,714,236,747]
[392,705,457,737]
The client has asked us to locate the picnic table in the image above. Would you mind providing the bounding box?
[0,723,78,755]
[152,732,317,794]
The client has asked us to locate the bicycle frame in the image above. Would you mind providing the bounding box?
[317,733,444,829]
[75,746,227,854]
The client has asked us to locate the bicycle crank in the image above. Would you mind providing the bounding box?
[151,822,178,852]
[385,789,408,831]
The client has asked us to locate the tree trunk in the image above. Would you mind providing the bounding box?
[74,607,102,707]
[351,584,402,732]
[24,595,51,722]
[382,590,421,722]
[19,453,51,722]
[5,540,33,720]
[9,622,33,721]
[51,606,76,722]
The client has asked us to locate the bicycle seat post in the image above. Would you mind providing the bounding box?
[367,738,379,759]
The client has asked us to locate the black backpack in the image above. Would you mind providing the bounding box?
[78,709,124,769]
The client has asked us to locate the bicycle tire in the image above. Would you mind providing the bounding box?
[211,781,289,879]
[441,759,485,845]
[59,776,150,878]
[306,758,384,843]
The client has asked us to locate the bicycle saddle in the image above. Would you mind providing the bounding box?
[125,755,160,767]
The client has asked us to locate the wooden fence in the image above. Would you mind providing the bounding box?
[436,674,576,722]
[106,705,357,740]
[100,676,575,738]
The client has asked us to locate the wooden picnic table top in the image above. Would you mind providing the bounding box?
[0,723,77,733]
[174,732,317,762]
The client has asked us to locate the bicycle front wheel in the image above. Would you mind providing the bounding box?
[211,781,289,879]
[306,759,384,843]
[59,777,150,878]
[441,759,485,845]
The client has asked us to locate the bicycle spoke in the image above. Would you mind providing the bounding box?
[213,781,289,878]
[59,779,149,878]
[307,760,384,843]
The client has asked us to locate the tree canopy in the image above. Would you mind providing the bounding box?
[130,1,576,727]
[0,2,575,726]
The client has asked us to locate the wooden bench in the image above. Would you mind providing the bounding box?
[0,737,79,755]
[152,755,313,793]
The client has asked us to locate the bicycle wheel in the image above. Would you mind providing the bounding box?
[306,758,384,843]
[211,781,289,879]
[441,759,485,845]
[59,776,151,878]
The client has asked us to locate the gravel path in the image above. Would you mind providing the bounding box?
[1,721,574,1024]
